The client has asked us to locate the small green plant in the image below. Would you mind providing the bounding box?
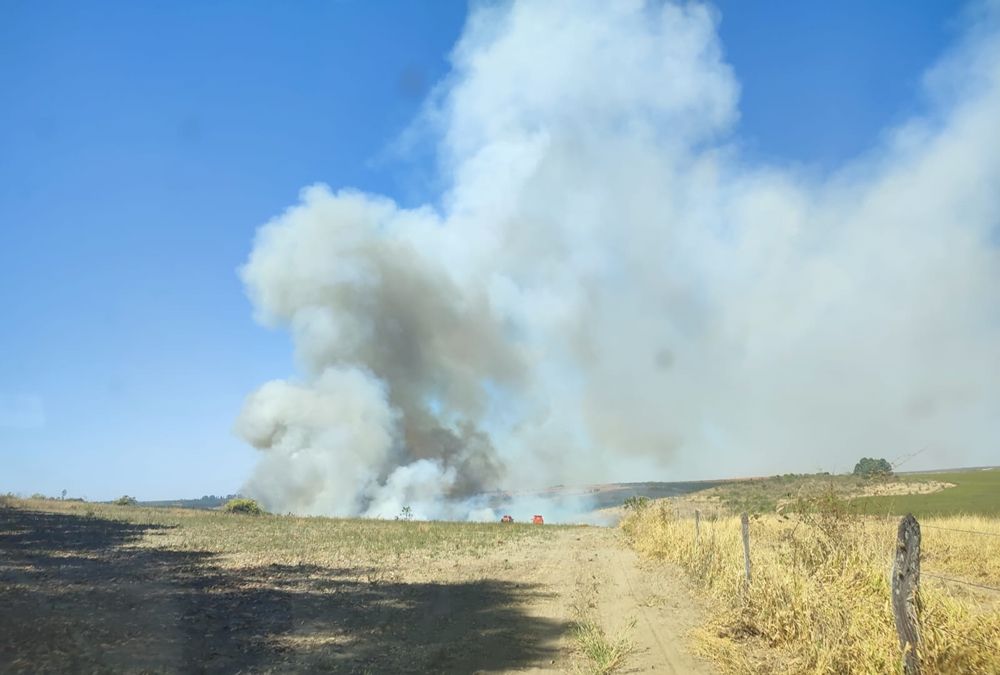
[622,496,650,511]
[396,505,414,521]
[223,498,265,515]
[113,495,138,506]
[573,616,636,674]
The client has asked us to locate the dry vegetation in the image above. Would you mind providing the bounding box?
[622,498,1000,674]
[1,496,575,673]
[7,497,558,568]
[571,616,636,675]
[666,473,955,517]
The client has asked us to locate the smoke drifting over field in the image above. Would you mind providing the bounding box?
[237,1,1000,519]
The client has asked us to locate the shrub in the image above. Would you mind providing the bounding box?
[113,495,138,506]
[223,498,265,515]
[623,496,651,511]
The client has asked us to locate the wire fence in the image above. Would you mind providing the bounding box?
[922,571,1000,594]
[932,623,1000,652]
[921,532,1000,655]
[920,523,1000,538]
[920,522,1000,596]
[661,505,1000,671]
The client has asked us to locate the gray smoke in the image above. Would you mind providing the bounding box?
[237,0,1000,519]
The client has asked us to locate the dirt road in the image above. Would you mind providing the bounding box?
[503,527,713,674]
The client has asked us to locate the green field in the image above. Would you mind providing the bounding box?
[853,467,1000,517]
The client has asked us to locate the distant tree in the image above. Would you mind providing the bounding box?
[114,495,138,506]
[223,498,265,515]
[61,489,67,500]
[853,457,893,478]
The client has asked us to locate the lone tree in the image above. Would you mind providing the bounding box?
[853,457,893,478]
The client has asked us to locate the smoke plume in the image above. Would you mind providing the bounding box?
[237,1,1000,519]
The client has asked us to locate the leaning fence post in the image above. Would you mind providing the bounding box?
[892,513,921,675]
[740,512,751,586]
[695,509,701,548]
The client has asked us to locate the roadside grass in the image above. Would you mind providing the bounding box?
[622,501,1000,674]
[853,468,1000,517]
[2,496,563,568]
[572,616,636,675]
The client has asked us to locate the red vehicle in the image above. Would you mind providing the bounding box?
[532,515,544,525]
[500,514,513,523]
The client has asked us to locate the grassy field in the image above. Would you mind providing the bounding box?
[0,496,578,673]
[623,501,1000,674]
[853,468,1000,517]
[0,496,561,565]
[657,467,1000,520]
[685,473,878,515]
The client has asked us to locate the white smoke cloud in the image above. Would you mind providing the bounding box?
[237,0,1000,519]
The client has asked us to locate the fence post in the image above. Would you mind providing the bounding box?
[740,512,751,586]
[892,514,921,675]
[695,509,701,548]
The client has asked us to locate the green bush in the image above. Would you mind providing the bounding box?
[113,495,138,506]
[623,496,651,511]
[853,457,892,478]
[223,498,265,515]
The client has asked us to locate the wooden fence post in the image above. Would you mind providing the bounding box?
[695,509,701,548]
[740,512,751,586]
[892,513,921,675]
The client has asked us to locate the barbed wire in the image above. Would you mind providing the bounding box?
[921,523,1000,538]
[931,622,1000,652]
[923,571,1000,594]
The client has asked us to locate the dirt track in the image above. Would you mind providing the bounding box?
[511,527,713,674]
[0,506,711,673]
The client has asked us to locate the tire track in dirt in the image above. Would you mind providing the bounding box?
[599,537,710,673]
[507,527,713,673]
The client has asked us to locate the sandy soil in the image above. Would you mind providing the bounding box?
[0,507,712,674]
[488,527,714,674]
[856,480,955,497]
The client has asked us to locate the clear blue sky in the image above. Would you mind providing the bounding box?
[0,1,963,500]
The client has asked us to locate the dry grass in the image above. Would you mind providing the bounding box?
[622,501,1000,674]
[1,497,576,673]
[572,616,636,674]
[919,515,1000,587]
[5,497,561,570]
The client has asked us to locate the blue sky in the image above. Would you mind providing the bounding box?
[0,1,966,500]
